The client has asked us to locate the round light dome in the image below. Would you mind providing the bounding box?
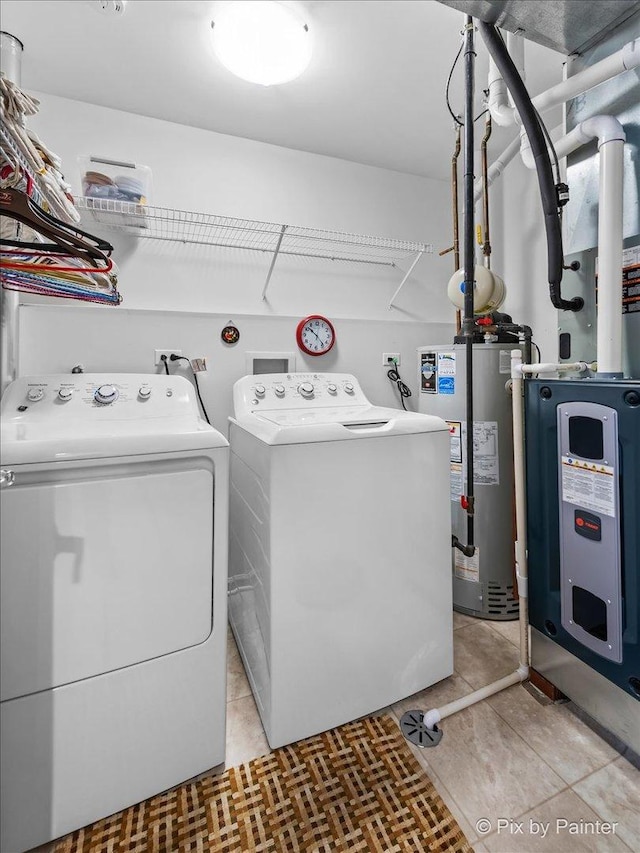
[211,1,312,87]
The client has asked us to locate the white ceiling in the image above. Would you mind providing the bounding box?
[1,0,566,180]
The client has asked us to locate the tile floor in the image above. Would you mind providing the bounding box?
[228,616,640,853]
[30,616,640,853]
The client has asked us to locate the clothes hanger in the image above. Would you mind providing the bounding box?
[0,187,113,264]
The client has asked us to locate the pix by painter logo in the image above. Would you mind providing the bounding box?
[475,817,619,838]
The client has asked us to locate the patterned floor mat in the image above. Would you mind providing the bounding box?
[54,714,473,852]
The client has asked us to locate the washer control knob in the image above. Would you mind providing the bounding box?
[27,387,44,402]
[344,382,355,394]
[254,384,266,397]
[274,383,286,397]
[58,387,73,402]
[298,382,314,398]
[138,384,152,399]
[94,384,118,405]
[327,383,338,394]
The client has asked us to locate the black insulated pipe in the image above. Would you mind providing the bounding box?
[478,21,583,313]
[453,15,476,560]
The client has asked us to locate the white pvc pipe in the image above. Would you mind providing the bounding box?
[420,352,532,733]
[473,135,521,203]
[519,361,592,374]
[532,37,640,115]
[520,115,626,170]
[511,350,529,673]
[488,56,516,127]
[485,36,639,186]
[596,138,625,375]
[423,668,528,730]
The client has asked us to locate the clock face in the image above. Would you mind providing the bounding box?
[296,315,336,356]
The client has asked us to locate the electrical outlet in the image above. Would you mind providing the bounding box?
[154,348,182,366]
[383,353,400,366]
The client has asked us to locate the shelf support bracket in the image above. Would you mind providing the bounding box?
[388,250,424,309]
[261,225,288,300]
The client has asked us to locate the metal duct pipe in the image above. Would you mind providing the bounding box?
[0,31,23,396]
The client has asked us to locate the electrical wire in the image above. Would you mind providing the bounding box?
[168,355,211,424]
[160,354,170,375]
[387,366,411,411]
[445,39,490,127]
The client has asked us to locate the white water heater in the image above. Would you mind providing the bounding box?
[417,342,520,620]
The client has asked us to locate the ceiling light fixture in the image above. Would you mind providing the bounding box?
[211,1,312,87]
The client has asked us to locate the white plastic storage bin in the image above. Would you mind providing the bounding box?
[78,156,152,205]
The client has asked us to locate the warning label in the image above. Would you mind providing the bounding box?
[455,547,480,582]
[446,420,462,463]
[450,462,463,502]
[462,421,500,486]
[561,455,616,517]
[622,264,640,315]
[596,246,640,315]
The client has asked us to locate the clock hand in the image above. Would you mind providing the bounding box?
[308,327,321,342]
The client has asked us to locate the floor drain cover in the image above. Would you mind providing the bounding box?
[399,710,443,748]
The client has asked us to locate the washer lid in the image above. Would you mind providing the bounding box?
[1,374,228,464]
[231,404,448,445]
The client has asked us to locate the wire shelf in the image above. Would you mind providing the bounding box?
[74,197,432,306]
[75,197,432,264]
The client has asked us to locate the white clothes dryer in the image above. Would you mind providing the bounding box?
[228,372,452,749]
[0,374,229,853]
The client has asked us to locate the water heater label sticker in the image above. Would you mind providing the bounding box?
[437,352,456,394]
[420,353,438,393]
[462,422,500,486]
[499,350,512,374]
[450,463,463,502]
[446,421,462,463]
[561,456,615,517]
[455,547,480,582]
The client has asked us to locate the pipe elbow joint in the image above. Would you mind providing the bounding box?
[519,126,536,169]
[579,116,626,148]
[423,709,441,730]
[517,664,529,681]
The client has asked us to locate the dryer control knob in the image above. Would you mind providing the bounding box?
[94,384,118,404]
[327,383,338,394]
[344,382,355,394]
[27,387,44,402]
[138,384,152,399]
[274,383,285,397]
[255,384,266,397]
[298,382,314,398]
[58,387,73,401]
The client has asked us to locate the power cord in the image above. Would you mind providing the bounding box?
[387,365,411,411]
[160,354,170,375]
[166,354,211,424]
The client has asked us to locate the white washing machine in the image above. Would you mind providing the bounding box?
[228,372,452,749]
[0,374,229,853]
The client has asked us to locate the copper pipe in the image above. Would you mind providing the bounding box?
[481,113,492,268]
[451,125,462,334]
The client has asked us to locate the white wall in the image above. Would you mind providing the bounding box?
[18,305,452,435]
[17,93,457,425]
[26,93,455,322]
